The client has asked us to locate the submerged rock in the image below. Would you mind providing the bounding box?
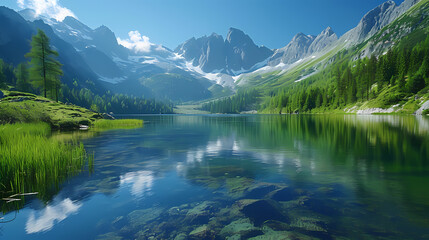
[188,225,214,239]
[226,177,254,198]
[268,187,301,202]
[237,199,289,226]
[263,220,291,231]
[220,218,262,238]
[185,201,217,224]
[244,183,282,199]
[248,230,317,240]
[96,232,123,240]
[302,198,341,216]
[127,207,164,228]
[173,233,187,240]
[290,217,328,233]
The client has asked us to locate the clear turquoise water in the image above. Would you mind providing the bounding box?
[1,115,429,239]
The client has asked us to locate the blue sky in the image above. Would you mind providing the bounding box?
[2,0,404,50]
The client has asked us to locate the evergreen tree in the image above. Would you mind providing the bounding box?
[26,29,63,99]
[15,63,32,92]
[407,72,425,93]
[0,60,7,89]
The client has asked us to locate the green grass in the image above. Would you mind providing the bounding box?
[0,123,93,211]
[0,91,102,129]
[91,119,143,129]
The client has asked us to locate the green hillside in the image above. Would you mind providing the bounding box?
[207,0,429,115]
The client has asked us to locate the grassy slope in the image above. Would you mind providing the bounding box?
[244,0,429,114]
[0,91,103,129]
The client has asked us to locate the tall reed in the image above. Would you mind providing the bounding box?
[0,123,92,209]
[92,119,143,129]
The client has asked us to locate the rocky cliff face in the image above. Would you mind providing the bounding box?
[175,28,273,75]
[269,27,338,66]
[340,0,420,45]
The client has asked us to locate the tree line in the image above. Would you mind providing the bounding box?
[201,89,259,113]
[264,35,429,113]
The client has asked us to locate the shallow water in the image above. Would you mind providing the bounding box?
[1,115,429,240]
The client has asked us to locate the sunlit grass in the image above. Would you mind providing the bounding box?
[92,119,143,129]
[0,123,92,209]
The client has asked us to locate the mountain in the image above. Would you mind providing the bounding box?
[268,27,337,66]
[5,0,421,105]
[308,27,338,53]
[17,10,217,101]
[19,11,128,81]
[175,28,273,75]
[0,6,104,93]
[340,0,420,46]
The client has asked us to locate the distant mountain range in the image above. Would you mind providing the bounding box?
[0,0,422,102]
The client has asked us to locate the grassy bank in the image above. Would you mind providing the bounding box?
[0,123,92,211]
[0,91,102,129]
[0,91,144,212]
[92,119,143,129]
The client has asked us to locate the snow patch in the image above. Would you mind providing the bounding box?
[98,76,126,84]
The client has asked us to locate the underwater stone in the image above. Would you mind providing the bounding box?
[226,234,241,240]
[185,201,216,224]
[290,217,328,233]
[244,183,281,199]
[248,230,317,240]
[220,218,262,237]
[96,232,123,240]
[167,206,182,216]
[127,207,164,228]
[226,177,254,198]
[302,198,341,216]
[263,220,292,231]
[268,187,300,202]
[237,199,289,226]
[188,225,214,239]
[173,233,187,240]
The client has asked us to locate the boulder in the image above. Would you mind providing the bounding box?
[248,230,316,240]
[127,207,163,228]
[244,183,281,199]
[263,220,291,231]
[185,201,216,224]
[415,100,429,115]
[268,187,300,202]
[173,233,187,240]
[188,225,214,240]
[290,217,328,233]
[220,218,262,238]
[226,177,254,198]
[237,199,289,226]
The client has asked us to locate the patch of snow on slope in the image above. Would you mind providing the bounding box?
[98,76,126,84]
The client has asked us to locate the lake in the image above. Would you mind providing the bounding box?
[1,115,429,239]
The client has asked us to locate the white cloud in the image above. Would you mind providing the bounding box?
[117,30,154,53]
[17,0,76,21]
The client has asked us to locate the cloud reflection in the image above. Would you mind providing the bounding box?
[120,171,154,198]
[26,198,82,234]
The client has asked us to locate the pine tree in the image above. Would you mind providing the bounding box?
[15,63,32,92]
[26,29,63,99]
[0,60,7,89]
[407,72,425,93]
